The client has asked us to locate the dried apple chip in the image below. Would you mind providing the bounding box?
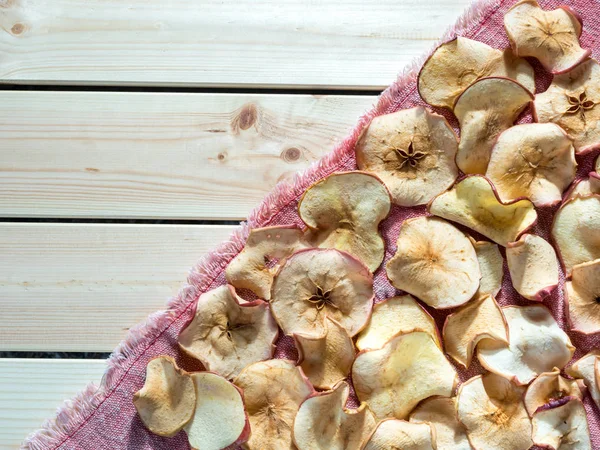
[552,195,600,276]
[410,397,471,450]
[428,175,538,246]
[133,356,196,437]
[534,59,600,154]
[355,295,441,351]
[478,305,575,385]
[566,351,600,409]
[532,397,592,450]
[293,381,376,450]
[565,176,600,201]
[233,359,313,450]
[565,259,600,334]
[506,234,560,301]
[418,36,535,110]
[454,77,533,174]
[271,248,373,337]
[178,285,279,379]
[486,123,577,207]
[470,238,504,297]
[226,225,305,300]
[386,216,480,309]
[294,317,355,390]
[185,372,250,450]
[457,373,533,450]
[298,171,391,272]
[355,106,459,207]
[362,419,435,450]
[504,0,590,74]
[443,294,508,369]
[524,368,583,417]
[352,331,458,420]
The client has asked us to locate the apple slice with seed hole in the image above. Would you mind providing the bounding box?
[532,397,592,450]
[524,368,584,417]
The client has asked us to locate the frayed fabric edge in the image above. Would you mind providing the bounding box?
[22,0,503,448]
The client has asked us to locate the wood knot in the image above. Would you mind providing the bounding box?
[217,152,227,161]
[11,23,24,35]
[232,103,258,132]
[281,147,302,163]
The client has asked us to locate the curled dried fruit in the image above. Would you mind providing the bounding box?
[418,36,534,110]
[532,397,592,450]
[355,106,458,206]
[362,419,435,450]
[410,397,471,450]
[133,356,196,437]
[386,216,481,309]
[178,285,279,379]
[443,294,508,369]
[298,171,391,272]
[552,195,600,276]
[566,351,600,409]
[225,225,305,300]
[486,123,577,207]
[352,331,458,420]
[524,368,583,417]
[457,373,533,450]
[293,381,376,450]
[355,295,441,351]
[271,248,373,337]
[534,59,600,154]
[470,238,504,297]
[506,234,560,301]
[454,77,533,174]
[233,359,313,450]
[478,305,575,385]
[184,372,250,450]
[428,175,538,246]
[504,0,590,74]
[565,259,600,334]
[294,317,355,390]
[565,175,600,201]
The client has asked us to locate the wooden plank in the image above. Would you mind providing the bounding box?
[0,222,236,352]
[0,90,374,219]
[0,0,470,88]
[0,358,106,450]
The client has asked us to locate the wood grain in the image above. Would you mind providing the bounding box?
[0,90,373,219]
[0,358,106,450]
[0,223,236,352]
[0,0,471,88]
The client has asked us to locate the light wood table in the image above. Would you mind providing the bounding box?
[0,0,471,447]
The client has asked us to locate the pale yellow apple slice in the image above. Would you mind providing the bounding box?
[352,330,458,420]
[504,0,590,74]
[457,373,533,450]
[386,216,480,309]
[293,381,376,450]
[133,356,196,437]
[566,351,600,409]
[428,175,538,246]
[355,106,458,206]
[478,305,575,385]
[565,176,600,201]
[470,238,504,297]
[355,295,441,351]
[178,285,279,379]
[184,372,250,450]
[565,259,600,334]
[294,317,355,390]
[443,294,508,369]
[524,368,583,417]
[552,195,600,276]
[410,397,471,450]
[362,419,435,450]
[226,225,306,300]
[298,171,391,272]
[506,234,560,301]
[532,397,592,450]
[454,77,533,174]
[270,248,373,337]
[418,36,535,109]
[486,123,577,207]
[233,359,313,450]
